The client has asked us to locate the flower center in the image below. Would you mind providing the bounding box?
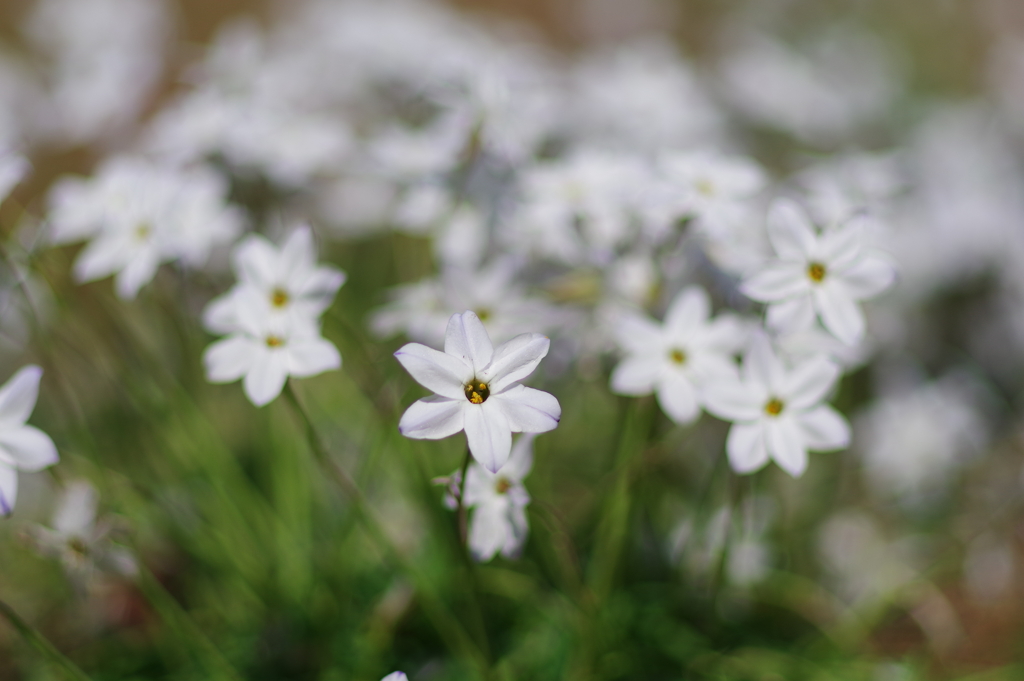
[807,262,827,283]
[669,348,687,365]
[134,222,152,241]
[265,335,285,348]
[494,478,511,494]
[271,287,290,308]
[464,381,490,404]
[67,537,89,557]
[764,398,785,416]
[695,178,716,197]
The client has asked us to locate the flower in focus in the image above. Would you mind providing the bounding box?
[0,366,59,515]
[463,434,534,561]
[395,311,560,473]
[609,286,746,424]
[703,333,849,477]
[203,225,346,333]
[741,199,896,345]
[28,480,136,582]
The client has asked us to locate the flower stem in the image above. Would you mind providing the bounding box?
[282,382,492,678]
[0,598,93,681]
[456,447,472,544]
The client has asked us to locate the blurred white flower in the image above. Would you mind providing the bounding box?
[0,366,59,515]
[741,199,896,346]
[609,286,746,424]
[395,311,560,473]
[855,376,987,499]
[29,480,136,581]
[646,150,766,240]
[703,333,849,477]
[381,673,408,681]
[204,291,341,407]
[49,158,242,299]
[204,225,346,334]
[464,434,534,561]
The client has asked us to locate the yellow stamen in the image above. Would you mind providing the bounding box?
[669,348,687,365]
[807,262,827,283]
[764,398,784,416]
[495,478,511,494]
[465,381,489,404]
[271,288,290,308]
[265,335,285,348]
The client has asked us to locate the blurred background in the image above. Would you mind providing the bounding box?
[0,0,1023,680]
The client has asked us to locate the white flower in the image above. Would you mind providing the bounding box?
[395,311,560,473]
[741,199,896,346]
[609,286,746,424]
[203,225,346,334]
[49,158,242,299]
[646,150,766,239]
[203,291,341,407]
[0,151,29,205]
[703,333,850,477]
[29,480,136,579]
[0,366,59,515]
[463,434,534,561]
[380,673,408,681]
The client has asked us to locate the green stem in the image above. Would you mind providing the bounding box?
[0,598,93,681]
[134,563,243,681]
[283,382,492,678]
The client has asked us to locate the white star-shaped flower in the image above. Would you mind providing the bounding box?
[703,333,850,477]
[204,225,346,334]
[609,286,746,424]
[395,311,560,473]
[380,673,408,681]
[0,366,59,515]
[203,291,341,407]
[463,434,534,562]
[741,199,896,346]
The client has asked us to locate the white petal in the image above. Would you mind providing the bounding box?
[445,311,494,374]
[664,286,710,336]
[280,226,316,281]
[394,343,472,400]
[699,314,748,354]
[766,199,817,259]
[741,263,810,302]
[797,406,850,451]
[468,503,510,561]
[481,333,550,393]
[204,336,258,383]
[286,337,341,377]
[115,247,161,299]
[398,395,466,439]
[819,221,862,270]
[766,296,816,335]
[0,426,58,472]
[0,365,42,426]
[726,422,770,474]
[703,381,764,422]
[243,350,288,406]
[782,356,840,411]
[52,482,99,536]
[294,266,346,309]
[612,312,664,354]
[813,282,865,346]
[381,673,409,681]
[766,417,808,477]
[465,402,512,473]
[202,291,242,335]
[610,355,660,396]
[744,332,785,392]
[837,256,896,300]
[502,434,535,481]
[491,386,560,433]
[234,235,279,287]
[657,371,700,424]
[0,464,17,516]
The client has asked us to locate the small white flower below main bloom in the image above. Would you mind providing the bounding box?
[380,673,408,681]
[395,311,560,473]
[463,434,534,562]
[703,333,850,477]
